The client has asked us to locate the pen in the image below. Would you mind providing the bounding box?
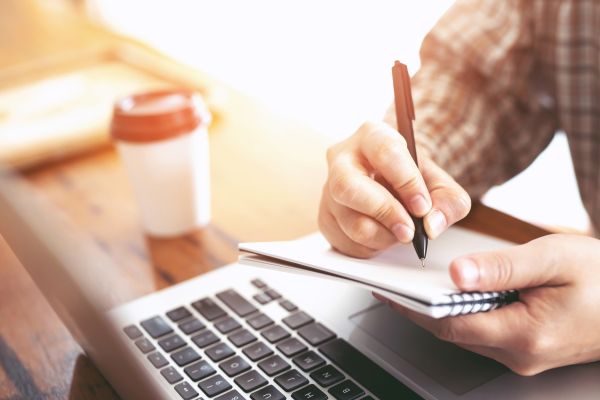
[391,60,428,267]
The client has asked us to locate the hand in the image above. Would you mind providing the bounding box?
[375,234,600,376]
[319,121,470,258]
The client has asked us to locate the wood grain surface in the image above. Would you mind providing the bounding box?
[0,73,333,399]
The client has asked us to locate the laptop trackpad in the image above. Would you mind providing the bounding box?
[350,304,507,395]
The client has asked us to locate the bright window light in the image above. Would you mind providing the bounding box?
[89,0,589,232]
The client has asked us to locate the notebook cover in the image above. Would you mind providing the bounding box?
[239,227,517,318]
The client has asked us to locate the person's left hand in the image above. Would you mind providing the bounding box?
[374,233,600,376]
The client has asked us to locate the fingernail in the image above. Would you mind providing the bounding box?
[456,258,479,289]
[409,194,430,216]
[426,209,447,238]
[392,223,414,243]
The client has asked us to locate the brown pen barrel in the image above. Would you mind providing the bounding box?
[392,61,418,165]
[392,61,428,264]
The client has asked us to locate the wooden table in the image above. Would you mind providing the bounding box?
[0,73,549,399]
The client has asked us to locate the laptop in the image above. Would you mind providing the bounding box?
[1,170,599,400]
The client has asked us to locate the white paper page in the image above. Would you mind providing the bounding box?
[240,227,512,305]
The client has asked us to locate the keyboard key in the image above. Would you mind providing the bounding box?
[192,329,219,348]
[179,318,205,335]
[123,325,142,339]
[251,385,285,400]
[141,316,173,338]
[174,381,198,400]
[279,299,298,312]
[206,342,235,362]
[251,278,267,288]
[216,389,246,400]
[215,317,242,334]
[247,313,274,330]
[234,370,268,392]
[282,311,314,330]
[276,338,308,358]
[265,288,281,300]
[134,338,155,354]
[160,366,183,384]
[253,293,271,305]
[258,355,290,376]
[261,325,290,343]
[298,323,335,346]
[242,341,274,361]
[192,297,227,321]
[228,328,257,348]
[217,289,258,317]
[199,374,232,397]
[147,352,169,368]
[310,365,344,387]
[319,338,420,400]
[167,306,192,322]
[171,346,201,366]
[158,334,186,352]
[329,380,364,400]
[292,384,327,400]
[293,351,326,372]
[219,355,251,377]
[274,369,308,392]
[360,397,375,400]
[184,360,215,381]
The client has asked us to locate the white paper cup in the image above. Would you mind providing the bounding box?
[111,90,211,237]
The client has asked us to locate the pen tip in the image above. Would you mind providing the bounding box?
[420,258,426,268]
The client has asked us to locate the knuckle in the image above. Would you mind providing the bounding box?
[348,218,376,245]
[532,235,561,272]
[510,361,544,377]
[326,146,337,165]
[326,142,349,166]
[392,172,421,195]
[359,120,378,134]
[373,201,394,223]
[329,174,358,205]
[520,330,554,357]
[373,139,405,164]
[434,320,458,343]
[489,252,514,288]
[444,189,472,222]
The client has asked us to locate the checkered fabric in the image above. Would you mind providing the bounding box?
[385,0,600,232]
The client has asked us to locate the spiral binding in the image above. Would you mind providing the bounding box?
[447,290,519,317]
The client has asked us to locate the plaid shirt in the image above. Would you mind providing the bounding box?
[386,0,600,232]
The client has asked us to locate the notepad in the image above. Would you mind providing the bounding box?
[239,227,519,318]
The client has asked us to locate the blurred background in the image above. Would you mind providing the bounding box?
[0,0,590,233]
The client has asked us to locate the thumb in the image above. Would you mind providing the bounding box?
[449,235,572,291]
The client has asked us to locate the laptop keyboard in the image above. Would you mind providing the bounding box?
[122,278,421,400]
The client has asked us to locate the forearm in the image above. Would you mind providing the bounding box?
[384,0,557,198]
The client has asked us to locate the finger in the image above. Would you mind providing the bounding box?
[358,121,432,217]
[419,157,471,239]
[328,193,399,249]
[318,195,378,259]
[375,292,527,347]
[328,157,415,242]
[449,235,576,291]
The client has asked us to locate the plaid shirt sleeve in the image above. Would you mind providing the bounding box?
[385,0,558,198]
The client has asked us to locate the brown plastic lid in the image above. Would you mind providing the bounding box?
[111,89,211,143]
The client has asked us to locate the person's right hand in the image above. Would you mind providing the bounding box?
[318,121,471,258]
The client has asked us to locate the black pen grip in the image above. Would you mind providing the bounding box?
[412,217,428,260]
